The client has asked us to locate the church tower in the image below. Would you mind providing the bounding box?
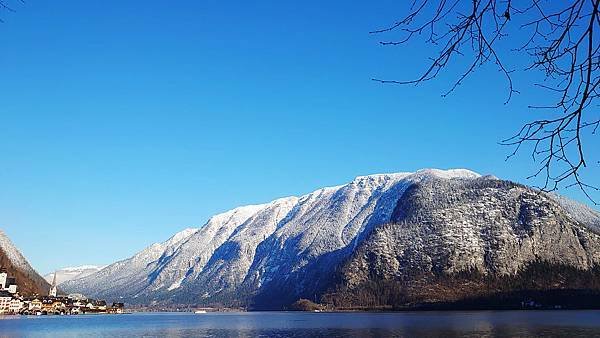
[49,272,58,297]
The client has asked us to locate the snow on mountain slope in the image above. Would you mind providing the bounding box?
[60,206,270,300]
[61,169,480,303]
[44,265,105,285]
[61,228,199,300]
[552,194,600,233]
[147,204,272,293]
[175,197,299,295]
[0,230,39,277]
[0,230,50,295]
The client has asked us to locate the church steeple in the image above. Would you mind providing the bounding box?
[49,272,58,297]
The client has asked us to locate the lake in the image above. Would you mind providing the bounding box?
[1,311,599,337]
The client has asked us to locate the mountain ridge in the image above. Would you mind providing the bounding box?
[61,168,600,309]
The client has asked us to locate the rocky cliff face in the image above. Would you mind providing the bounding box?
[61,170,600,309]
[325,177,600,309]
[0,230,50,296]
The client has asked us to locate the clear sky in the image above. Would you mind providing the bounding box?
[0,1,598,274]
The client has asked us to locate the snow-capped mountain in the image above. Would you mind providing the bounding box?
[0,230,50,295]
[44,265,105,285]
[328,177,600,309]
[61,168,600,309]
[60,169,478,302]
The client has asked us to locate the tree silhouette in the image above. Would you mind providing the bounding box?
[372,0,599,204]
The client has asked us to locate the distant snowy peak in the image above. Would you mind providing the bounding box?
[59,265,103,272]
[45,265,105,285]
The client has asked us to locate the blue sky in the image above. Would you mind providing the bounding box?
[0,1,598,274]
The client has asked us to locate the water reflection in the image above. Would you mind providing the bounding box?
[0,311,599,337]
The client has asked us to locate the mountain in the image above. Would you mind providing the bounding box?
[61,228,200,302]
[61,169,600,309]
[0,230,51,295]
[44,265,105,286]
[323,177,600,309]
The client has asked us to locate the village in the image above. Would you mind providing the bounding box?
[0,267,124,315]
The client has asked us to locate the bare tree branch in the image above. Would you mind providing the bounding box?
[373,0,600,204]
[0,0,23,23]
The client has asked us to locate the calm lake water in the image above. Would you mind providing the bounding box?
[1,311,599,337]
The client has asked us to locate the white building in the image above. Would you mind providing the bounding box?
[9,298,22,314]
[28,299,42,312]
